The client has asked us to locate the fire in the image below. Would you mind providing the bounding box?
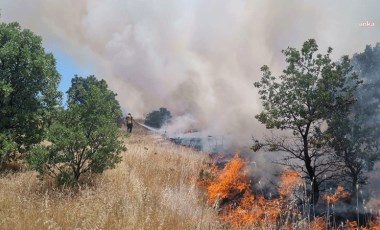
[206,153,250,203]
[198,153,300,229]
[346,220,358,230]
[278,170,301,197]
[311,217,326,230]
[197,153,379,229]
[322,185,350,203]
[346,212,380,230]
[357,215,380,230]
[204,153,259,228]
[372,216,380,230]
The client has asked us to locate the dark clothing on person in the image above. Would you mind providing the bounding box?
[127,124,133,133]
[126,114,133,133]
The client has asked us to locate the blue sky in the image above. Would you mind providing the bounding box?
[53,50,93,103]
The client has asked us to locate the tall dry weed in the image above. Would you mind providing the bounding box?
[0,127,219,229]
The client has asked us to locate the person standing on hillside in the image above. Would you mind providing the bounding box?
[126,113,133,133]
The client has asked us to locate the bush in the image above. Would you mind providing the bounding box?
[144,107,172,128]
[25,76,126,185]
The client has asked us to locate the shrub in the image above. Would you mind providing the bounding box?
[25,76,126,185]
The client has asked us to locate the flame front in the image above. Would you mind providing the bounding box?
[198,153,301,229]
[323,185,350,204]
[197,153,380,229]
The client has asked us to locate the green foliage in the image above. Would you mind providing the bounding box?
[56,170,76,186]
[327,111,369,195]
[26,76,125,185]
[326,43,380,195]
[254,39,360,203]
[0,22,61,168]
[0,133,17,167]
[144,107,172,128]
[255,39,359,132]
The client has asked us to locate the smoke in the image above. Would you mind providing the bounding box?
[1,0,380,147]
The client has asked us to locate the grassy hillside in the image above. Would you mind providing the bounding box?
[4,124,378,229]
[0,125,220,229]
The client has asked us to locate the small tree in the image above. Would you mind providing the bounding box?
[326,111,373,198]
[253,39,360,204]
[26,76,125,185]
[144,107,172,128]
[0,22,61,168]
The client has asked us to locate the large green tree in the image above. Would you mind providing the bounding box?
[26,76,125,185]
[0,22,61,167]
[253,39,360,204]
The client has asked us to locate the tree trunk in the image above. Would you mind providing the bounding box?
[351,175,358,200]
[303,133,320,205]
[311,177,319,205]
[73,165,81,183]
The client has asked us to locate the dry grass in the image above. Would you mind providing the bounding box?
[0,126,221,230]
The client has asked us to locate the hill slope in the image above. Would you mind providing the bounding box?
[0,124,220,229]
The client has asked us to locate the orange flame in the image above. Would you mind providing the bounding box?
[205,153,257,229]
[367,215,380,230]
[323,185,350,203]
[197,153,302,228]
[196,154,374,229]
[311,217,326,230]
[207,153,250,203]
[278,170,301,197]
[346,220,357,230]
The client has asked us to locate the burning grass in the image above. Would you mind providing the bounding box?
[198,153,286,228]
[197,153,380,229]
[1,125,379,229]
[322,185,350,204]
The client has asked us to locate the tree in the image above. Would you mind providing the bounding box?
[0,22,61,168]
[25,76,125,185]
[350,43,380,170]
[144,107,172,128]
[326,110,374,198]
[326,43,380,197]
[253,39,360,204]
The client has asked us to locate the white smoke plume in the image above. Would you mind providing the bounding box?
[1,0,380,146]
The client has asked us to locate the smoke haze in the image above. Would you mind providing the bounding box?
[2,0,380,146]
